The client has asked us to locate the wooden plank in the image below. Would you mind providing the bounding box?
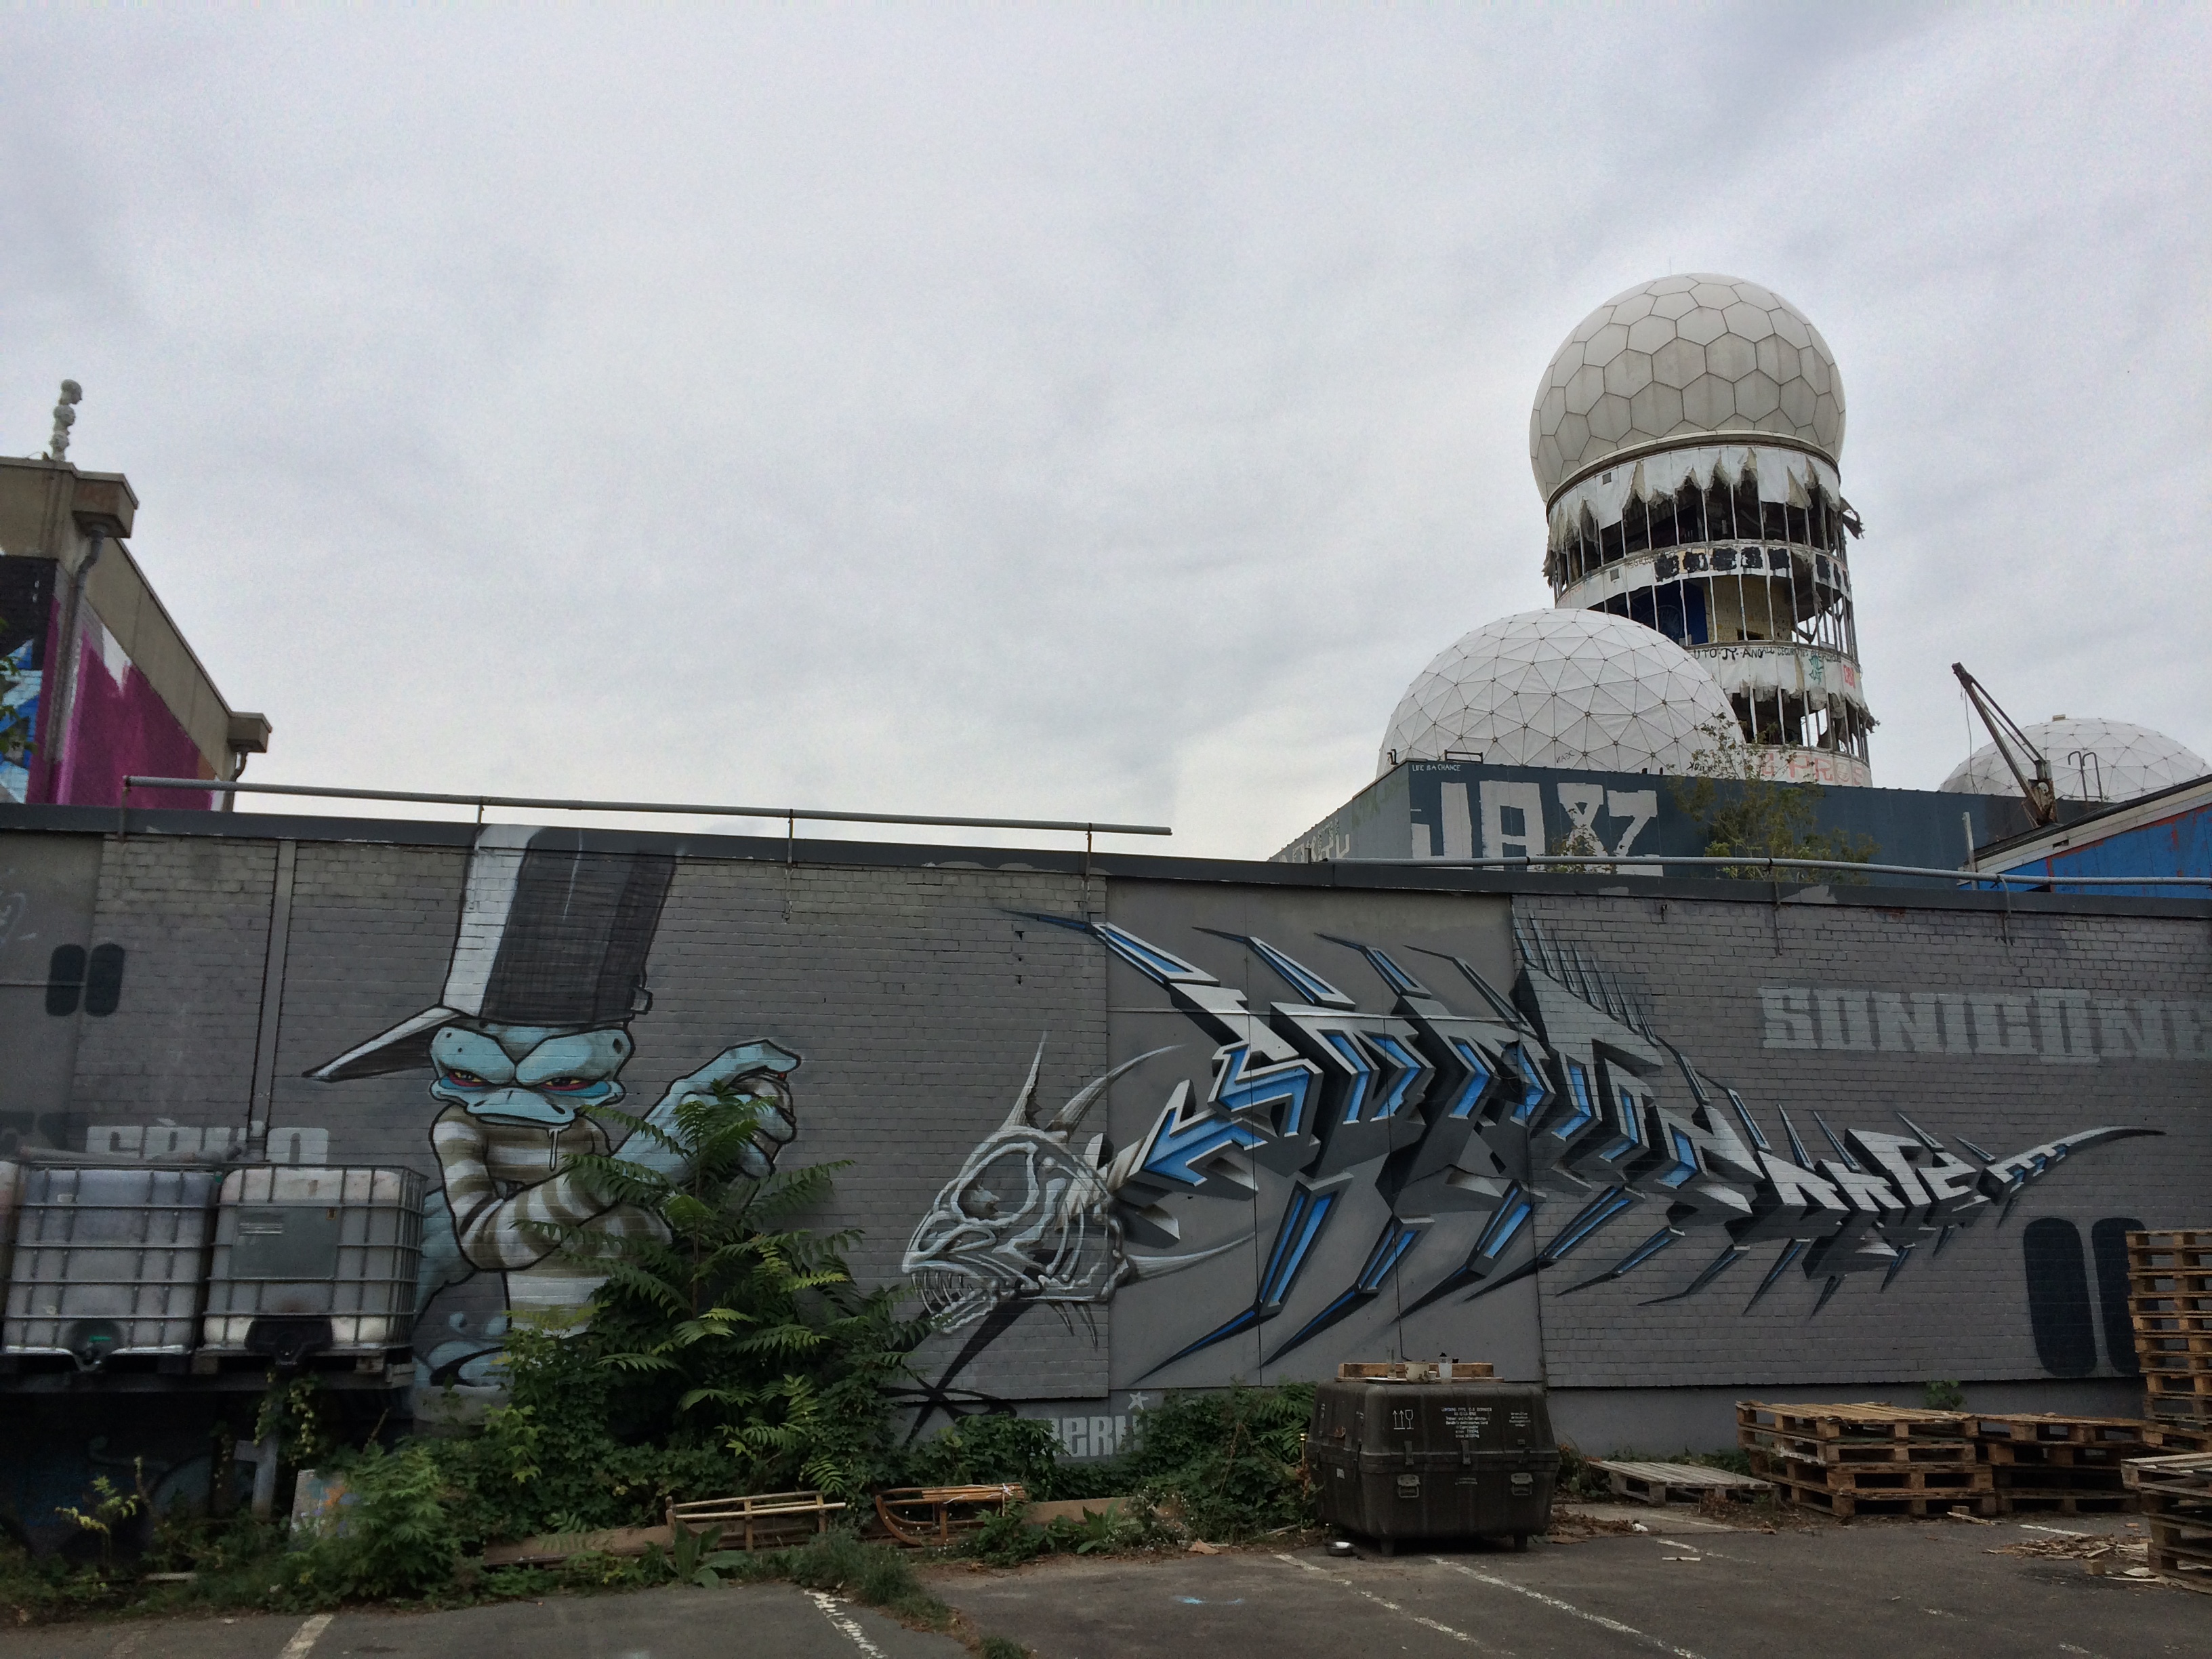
[1737,1401,1967,1441]
[1748,1449,1989,1494]
[482,1524,672,1565]
[1591,1459,1771,1506]
[2142,1422,2212,1454]
[1966,1412,2154,1446]
[1742,1429,1975,1468]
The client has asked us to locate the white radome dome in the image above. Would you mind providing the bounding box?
[1378,610,1740,779]
[1530,273,1845,502]
[1940,719,2209,804]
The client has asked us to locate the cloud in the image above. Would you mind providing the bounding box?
[1,5,2203,856]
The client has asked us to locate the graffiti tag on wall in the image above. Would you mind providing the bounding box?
[906,917,2155,1392]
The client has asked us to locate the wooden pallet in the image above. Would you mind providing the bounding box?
[1743,1430,1980,1470]
[667,1490,846,1551]
[1967,1412,2154,1449]
[1760,1469,1996,1521]
[1982,1441,2142,1469]
[1748,1448,1990,1496]
[2125,1451,2212,1498]
[1337,1359,1493,1381]
[1590,1459,1772,1506]
[1737,1401,1967,1443]
[2142,1422,2212,1454]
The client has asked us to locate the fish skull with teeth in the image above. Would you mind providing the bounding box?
[903,1042,1130,1328]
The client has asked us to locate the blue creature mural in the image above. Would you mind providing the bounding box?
[904,916,2155,1387]
[309,825,802,1349]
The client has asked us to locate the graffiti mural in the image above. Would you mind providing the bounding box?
[308,826,803,1328]
[906,914,2156,1389]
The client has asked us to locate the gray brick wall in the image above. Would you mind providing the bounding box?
[13,819,2205,1408]
[1513,890,2211,1391]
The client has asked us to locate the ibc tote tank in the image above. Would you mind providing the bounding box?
[201,1166,424,1364]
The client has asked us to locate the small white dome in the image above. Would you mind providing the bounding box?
[1378,609,1740,779]
[1530,273,1845,502]
[1941,719,2209,804]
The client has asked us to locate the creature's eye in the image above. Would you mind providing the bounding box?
[536,1076,597,1094]
[959,1188,1002,1221]
[442,1069,492,1088]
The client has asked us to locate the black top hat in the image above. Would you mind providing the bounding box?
[308,825,676,1082]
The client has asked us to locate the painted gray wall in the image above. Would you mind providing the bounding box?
[3,812,2205,1452]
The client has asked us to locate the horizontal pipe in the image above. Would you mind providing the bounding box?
[119,778,1170,838]
[1334,853,2212,888]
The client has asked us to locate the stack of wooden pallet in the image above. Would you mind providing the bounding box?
[2124,1452,2212,1594]
[1965,1413,2149,1515]
[1738,1402,1994,1519]
[2132,1229,2212,1427]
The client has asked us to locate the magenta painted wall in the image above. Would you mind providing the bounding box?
[35,615,214,809]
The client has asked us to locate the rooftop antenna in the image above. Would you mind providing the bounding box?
[47,380,81,463]
[1950,663,2057,826]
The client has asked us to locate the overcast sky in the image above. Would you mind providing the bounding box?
[3,5,2205,858]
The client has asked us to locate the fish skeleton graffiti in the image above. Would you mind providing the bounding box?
[905,914,2155,1385]
[309,826,802,1337]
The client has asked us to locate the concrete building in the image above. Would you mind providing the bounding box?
[1529,275,1873,784]
[0,452,269,808]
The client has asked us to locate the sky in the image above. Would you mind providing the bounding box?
[2,5,2206,859]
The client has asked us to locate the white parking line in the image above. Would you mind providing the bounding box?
[1275,1553,1507,1652]
[807,1589,891,1658]
[1432,1559,1711,1659]
[277,1614,335,1659]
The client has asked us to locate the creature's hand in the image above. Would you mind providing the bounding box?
[632,1040,801,1180]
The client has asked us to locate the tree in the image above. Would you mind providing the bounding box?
[1668,719,1876,878]
[544,1081,933,1498]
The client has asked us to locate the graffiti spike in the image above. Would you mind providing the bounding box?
[1641,1243,1748,1306]
[1776,1106,1811,1168]
[1538,1187,1636,1265]
[1811,1111,1856,1169]
[1047,1043,1180,1133]
[1932,1224,1957,1257]
[1459,1257,1543,1304]
[1560,1227,1679,1296]
[1195,929,1354,1009]
[1134,1175,1351,1378]
[1315,933,1427,997]
[1724,1088,1771,1151]
[1880,1243,1915,1290]
[1744,1240,1805,1313]
[1809,1275,1845,1316]
[1895,1111,1946,1152]
[1263,1218,1428,1364]
[1004,1034,1048,1129]
[1956,1136,1996,1162]
[1401,948,1523,1025]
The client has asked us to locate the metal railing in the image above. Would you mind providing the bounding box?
[119,778,1171,843]
[1333,853,2212,888]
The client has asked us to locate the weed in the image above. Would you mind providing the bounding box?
[977,1638,1028,1659]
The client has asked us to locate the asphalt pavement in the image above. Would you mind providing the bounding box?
[933,1512,2206,1659]
[1,1511,2203,1659]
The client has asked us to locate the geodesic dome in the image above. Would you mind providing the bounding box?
[1378,609,1740,779]
[1530,274,1845,502]
[1940,719,2209,804]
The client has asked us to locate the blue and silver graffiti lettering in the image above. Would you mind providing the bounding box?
[904,914,2156,1382]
